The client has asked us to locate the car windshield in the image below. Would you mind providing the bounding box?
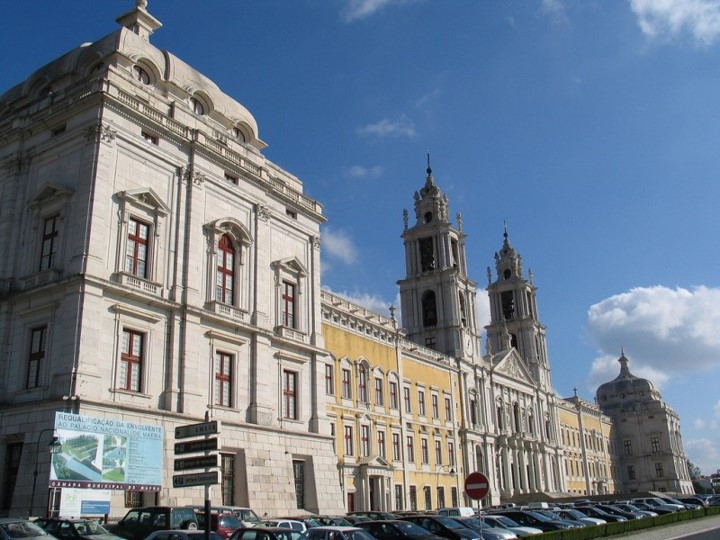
[493,516,517,528]
[1,522,52,538]
[525,511,552,522]
[236,511,261,525]
[218,516,242,528]
[344,531,375,540]
[392,522,432,535]
[434,517,465,529]
[74,522,109,535]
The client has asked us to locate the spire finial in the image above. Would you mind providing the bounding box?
[426,151,432,175]
[503,220,509,240]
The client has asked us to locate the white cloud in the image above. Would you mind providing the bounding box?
[346,165,384,178]
[586,285,720,376]
[356,115,417,139]
[685,437,720,475]
[341,0,420,22]
[629,0,720,46]
[415,89,442,109]
[541,0,569,23]
[321,227,359,265]
[324,287,396,317]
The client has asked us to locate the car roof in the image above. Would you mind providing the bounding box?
[304,527,362,531]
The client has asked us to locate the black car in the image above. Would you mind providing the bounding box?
[346,513,398,522]
[400,516,478,540]
[34,519,122,540]
[357,520,443,540]
[595,504,643,520]
[112,507,199,540]
[487,511,574,532]
[574,506,626,523]
[231,528,299,540]
[1,519,59,540]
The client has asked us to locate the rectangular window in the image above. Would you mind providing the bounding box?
[26,326,47,389]
[421,438,429,464]
[120,329,143,392]
[344,426,354,456]
[423,486,432,510]
[342,369,352,399]
[451,487,458,507]
[221,454,235,505]
[378,430,386,459]
[403,387,412,413]
[445,397,452,421]
[283,370,298,420]
[214,352,233,407]
[282,281,296,328]
[651,436,661,453]
[361,425,370,457]
[437,487,445,509]
[432,394,439,419]
[325,364,334,395]
[293,460,305,509]
[406,436,415,463]
[392,433,401,461]
[375,378,384,406]
[623,439,633,456]
[448,442,455,467]
[125,218,149,278]
[394,485,403,511]
[470,398,477,425]
[655,462,664,477]
[358,365,368,403]
[435,440,442,465]
[418,390,426,416]
[627,464,635,480]
[409,486,417,511]
[40,215,59,271]
[124,491,143,508]
[389,382,398,409]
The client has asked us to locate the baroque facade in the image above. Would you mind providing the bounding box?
[0,0,693,520]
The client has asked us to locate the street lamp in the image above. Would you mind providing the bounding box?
[29,428,62,517]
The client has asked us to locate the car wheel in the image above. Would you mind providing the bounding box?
[184,522,198,530]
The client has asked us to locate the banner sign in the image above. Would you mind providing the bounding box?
[49,412,163,491]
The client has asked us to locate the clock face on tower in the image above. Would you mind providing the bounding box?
[465,334,473,355]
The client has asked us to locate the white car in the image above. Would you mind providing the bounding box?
[264,521,307,533]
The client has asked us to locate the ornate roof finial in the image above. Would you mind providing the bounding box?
[136,0,148,8]
[503,219,509,241]
[426,150,432,176]
[573,387,578,397]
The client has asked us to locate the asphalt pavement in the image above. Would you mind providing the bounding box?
[608,514,720,539]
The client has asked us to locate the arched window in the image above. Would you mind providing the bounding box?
[422,290,437,327]
[216,234,234,303]
[513,403,521,432]
[459,293,467,326]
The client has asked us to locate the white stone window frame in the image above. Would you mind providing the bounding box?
[14,303,58,396]
[116,189,169,294]
[277,351,307,425]
[356,358,371,405]
[272,257,308,336]
[110,303,162,400]
[204,217,253,318]
[129,59,159,87]
[206,330,247,411]
[25,184,74,283]
[189,92,212,116]
[340,357,354,403]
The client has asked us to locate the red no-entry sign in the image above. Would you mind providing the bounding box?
[464,471,490,500]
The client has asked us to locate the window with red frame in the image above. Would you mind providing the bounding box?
[344,426,354,456]
[216,234,234,304]
[283,370,298,420]
[374,377,384,405]
[40,215,59,271]
[215,352,233,407]
[282,281,296,328]
[125,218,149,277]
[341,368,352,399]
[358,364,368,403]
[120,329,143,391]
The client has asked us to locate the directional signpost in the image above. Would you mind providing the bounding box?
[173,417,220,540]
[464,471,490,536]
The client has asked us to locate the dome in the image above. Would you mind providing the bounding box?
[595,352,661,410]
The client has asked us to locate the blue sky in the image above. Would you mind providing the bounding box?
[3,0,719,476]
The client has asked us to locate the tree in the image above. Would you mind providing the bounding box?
[687,459,702,480]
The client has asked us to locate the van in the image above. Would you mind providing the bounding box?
[113,506,199,540]
[436,507,476,517]
[186,506,261,528]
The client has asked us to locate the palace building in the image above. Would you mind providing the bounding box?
[0,0,692,519]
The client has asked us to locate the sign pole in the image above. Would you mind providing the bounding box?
[204,412,211,540]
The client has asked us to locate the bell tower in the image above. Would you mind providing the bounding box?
[397,157,480,360]
[485,226,552,390]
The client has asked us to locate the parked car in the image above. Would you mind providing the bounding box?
[573,506,626,523]
[400,515,480,540]
[356,520,444,540]
[342,518,371,526]
[529,510,584,528]
[630,501,674,515]
[194,513,242,539]
[444,517,517,540]
[435,509,475,518]
[477,515,542,537]
[186,507,262,528]
[0,519,59,540]
[299,526,377,540]
[313,518,353,528]
[263,520,307,533]
[144,531,222,540]
[632,498,684,512]
[677,497,707,508]
[552,509,606,526]
[231,528,301,540]
[612,503,657,518]
[487,511,575,532]
[594,504,644,520]
[660,497,700,510]
[33,519,122,540]
[112,507,200,540]
[346,513,398,522]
